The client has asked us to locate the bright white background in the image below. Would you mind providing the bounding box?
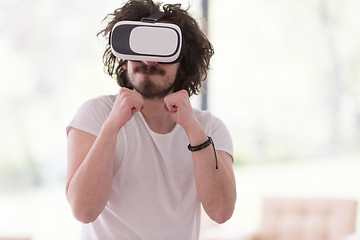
[0,0,359,239]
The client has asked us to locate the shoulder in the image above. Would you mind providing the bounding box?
[193,108,230,136]
[67,95,117,136]
[76,95,116,117]
[81,94,116,110]
[193,109,223,126]
[193,108,233,156]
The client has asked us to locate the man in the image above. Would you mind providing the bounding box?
[66,0,236,239]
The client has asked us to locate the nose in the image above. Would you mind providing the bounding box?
[142,61,158,66]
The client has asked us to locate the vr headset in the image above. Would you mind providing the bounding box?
[110,14,185,64]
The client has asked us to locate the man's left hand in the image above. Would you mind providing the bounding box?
[162,90,197,131]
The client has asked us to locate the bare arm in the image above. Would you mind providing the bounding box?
[66,88,144,223]
[66,124,117,223]
[186,122,236,224]
[163,90,236,224]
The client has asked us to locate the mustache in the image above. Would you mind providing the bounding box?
[134,64,165,75]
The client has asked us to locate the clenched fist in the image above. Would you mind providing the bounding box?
[107,88,144,133]
[163,90,198,131]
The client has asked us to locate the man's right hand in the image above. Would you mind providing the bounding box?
[107,88,144,132]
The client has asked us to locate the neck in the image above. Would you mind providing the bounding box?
[140,98,176,134]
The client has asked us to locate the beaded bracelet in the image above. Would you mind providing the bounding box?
[187,136,218,169]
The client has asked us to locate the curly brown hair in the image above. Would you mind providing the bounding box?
[97,0,214,96]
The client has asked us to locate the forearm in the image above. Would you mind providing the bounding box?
[192,149,236,223]
[186,121,236,224]
[66,121,118,223]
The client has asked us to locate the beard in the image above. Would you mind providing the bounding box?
[127,64,176,99]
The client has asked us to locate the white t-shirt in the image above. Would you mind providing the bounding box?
[67,94,233,240]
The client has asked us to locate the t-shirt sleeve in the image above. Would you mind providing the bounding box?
[66,96,114,136]
[195,110,234,159]
[209,116,234,159]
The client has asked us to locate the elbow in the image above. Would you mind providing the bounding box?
[67,195,101,224]
[210,206,235,224]
[205,200,236,224]
[214,215,231,225]
[72,208,100,224]
[206,194,236,224]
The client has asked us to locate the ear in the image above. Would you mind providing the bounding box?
[122,62,128,70]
